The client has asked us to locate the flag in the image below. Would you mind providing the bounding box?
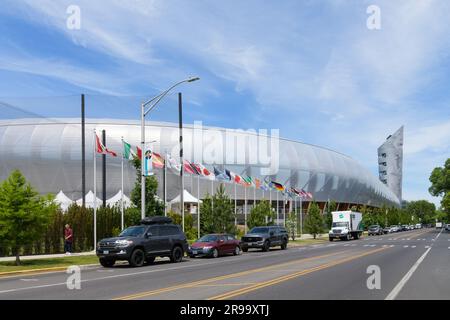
[270,181,284,191]
[254,178,261,189]
[136,146,142,160]
[306,192,313,199]
[190,163,202,175]
[243,176,254,187]
[122,141,137,160]
[225,169,232,181]
[227,170,243,184]
[144,150,153,176]
[183,160,196,174]
[260,180,270,191]
[167,155,181,174]
[95,134,117,157]
[197,163,215,180]
[214,167,230,181]
[152,152,164,169]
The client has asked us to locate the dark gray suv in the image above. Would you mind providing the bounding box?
[241,226,288,252]
[96,216,189,267]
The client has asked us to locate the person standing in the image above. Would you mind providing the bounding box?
[64,224,73,255]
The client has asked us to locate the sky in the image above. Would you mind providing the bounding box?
[0,0,449,206]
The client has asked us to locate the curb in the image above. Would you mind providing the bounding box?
[0,263,99,279]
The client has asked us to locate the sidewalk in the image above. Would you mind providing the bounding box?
[0,251,96,262]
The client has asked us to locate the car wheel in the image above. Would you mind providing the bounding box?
[129,249,145,267]
[145,256,155,265]
[262,240,270,252]
[329,237,333,242]
[281,240,287,250]
[233,246,241,256]
[170,246,183,263]
[99,258,115,268]
[242,247,248,252]
[211,248,219,258]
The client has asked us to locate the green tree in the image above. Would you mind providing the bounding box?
[285,212,297,241]
[199,184,236,235]
[429,158,450,217]
[130,157,164,217]
[304,202,324,239]
[167,210,197,240]
[247,200,275,230]
[324,200,337,229]
[0,170,51,265]
[404,200,436,224]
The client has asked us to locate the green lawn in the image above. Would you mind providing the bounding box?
[0,255,99,273]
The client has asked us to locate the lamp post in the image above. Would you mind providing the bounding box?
[140,77,200,220]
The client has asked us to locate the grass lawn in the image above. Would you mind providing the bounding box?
[0,255,99,273]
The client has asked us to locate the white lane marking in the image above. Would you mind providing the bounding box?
[425,245,431,249]
[411,246,416,248]
[403,245,409,248]
[382,245,388,248]
[434,228,443,240]
[20,279,39,282]
[385,247,432,300]
[389,245,395,247]
[364,244,370,247]
[389,238,393,241]
[351,244,357,247]
[407,239,410,241]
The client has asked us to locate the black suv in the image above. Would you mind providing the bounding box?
[241,226,288,252]
[96,216,189,267]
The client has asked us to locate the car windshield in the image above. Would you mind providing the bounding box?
[197,235,219,242]
[369,225,379,229]
[332,222,348,227]
[249,227,269,234]
[119,226,146,237]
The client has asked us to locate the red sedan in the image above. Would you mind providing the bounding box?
[188,234,242,258]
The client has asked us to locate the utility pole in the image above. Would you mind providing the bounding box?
[81,94,86,207]
[179,92,185,231]
[102,129,106,207]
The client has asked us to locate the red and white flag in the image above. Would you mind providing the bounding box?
[197,163,215,180]
[95,134,117,157]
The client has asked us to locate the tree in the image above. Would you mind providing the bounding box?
[429,158,450,216]
[404,200,436,224]
[199,184,236,235]
[285,212,297,241]
[324,200,337,229]
[304,202,324,239]
[129,157,164,217]
[247,200,275,230]
[0,170,51,265]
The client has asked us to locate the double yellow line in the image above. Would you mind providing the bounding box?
[208,246,387,300]
[113,250,348,300]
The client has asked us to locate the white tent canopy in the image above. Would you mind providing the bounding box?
[76,190,102,208]
[55,190,74,211]
[170,189,202,204]
[106,190,132,208]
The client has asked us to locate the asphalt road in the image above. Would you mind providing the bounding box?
[0,228,448,300]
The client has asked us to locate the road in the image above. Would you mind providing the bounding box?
[0,228,448,300]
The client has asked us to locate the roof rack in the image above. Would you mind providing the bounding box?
[140,216,173,225]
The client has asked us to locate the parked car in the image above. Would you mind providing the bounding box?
[96,216,189,268]
[390,225,399,233]
[368,225,383,236]
[409,225,415,230]
[241,226,288,252]
[401,225,409,231]
[382,226,392,234]
[445,224,450,232]
[188,234,241,258]
[415,223,422,229]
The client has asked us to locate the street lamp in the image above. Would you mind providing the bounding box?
[140,77,200,220]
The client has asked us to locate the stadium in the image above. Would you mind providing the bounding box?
[0,118,400,219]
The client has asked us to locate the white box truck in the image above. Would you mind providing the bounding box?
[329,211,363,241]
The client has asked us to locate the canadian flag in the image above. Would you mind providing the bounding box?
[197,163,215,180]
[95,134,117,157]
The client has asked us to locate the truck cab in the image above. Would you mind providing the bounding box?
[329,211,363,241]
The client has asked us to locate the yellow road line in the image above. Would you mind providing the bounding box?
[208,247,388,300]
[113,250,350,300]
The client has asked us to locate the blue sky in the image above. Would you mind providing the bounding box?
[0,0,449,206]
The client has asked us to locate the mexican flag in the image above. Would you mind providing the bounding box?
[95,134,117,157]
[122,140,137,160]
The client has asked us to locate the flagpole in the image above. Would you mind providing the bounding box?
[211,179,214,215]
[244,186,247,234]
[276,191,279,226]
[283,194,286,227]
[234,182,237,227]
[164,152,168,216]
[197,174,200,239]
[300,197,303,238]
[93,129,97,251]
[121,137,124,231]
